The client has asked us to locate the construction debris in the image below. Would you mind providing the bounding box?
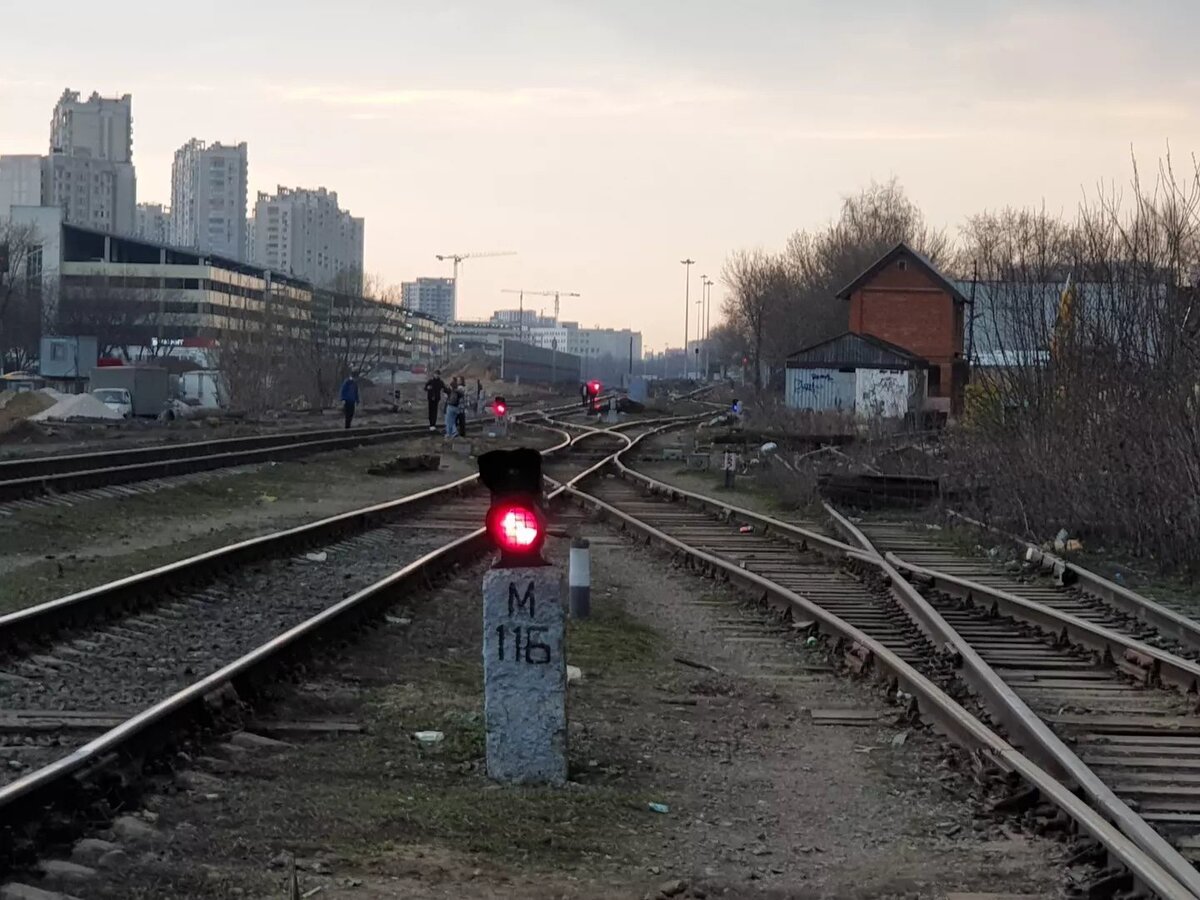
[31,392,124,423]
[367,454,441,476]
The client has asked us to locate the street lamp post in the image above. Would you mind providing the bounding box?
[680,258,694,379]
[702,276,714,381]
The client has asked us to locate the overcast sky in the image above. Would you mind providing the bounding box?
[2,0,1198,348]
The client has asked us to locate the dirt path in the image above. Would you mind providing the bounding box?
[29,530,1071,899]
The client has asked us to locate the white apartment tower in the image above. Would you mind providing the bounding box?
[250,186,364,289]
[43,89,137,234]
[170,139,248,259]
[50,89,132,163]
[135,202,171,244]
[0,155,45,218]
[401,277,457,322]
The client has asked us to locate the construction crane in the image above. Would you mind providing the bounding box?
[434,250,517,281]
[500,289,581,323]
[500,289,536,340]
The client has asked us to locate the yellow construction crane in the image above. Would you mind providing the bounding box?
[434,250,517,280]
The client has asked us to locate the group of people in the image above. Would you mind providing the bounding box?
[337,370,484,437]
[423,370,484,438]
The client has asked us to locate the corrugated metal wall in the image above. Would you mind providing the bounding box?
[499,340,582,385]
[854,369,911,418]
[785,368,856,411]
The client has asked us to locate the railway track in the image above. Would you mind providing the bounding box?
[0,410,688,875]
[555,422,1200,898]
[843,518,1200,865]
[0,396,591,506]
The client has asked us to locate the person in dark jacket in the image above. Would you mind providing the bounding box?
[424,370,446,431]
[340,373,360,429]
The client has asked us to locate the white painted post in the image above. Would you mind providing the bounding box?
[482,566,567,784]
[568,538,591,619]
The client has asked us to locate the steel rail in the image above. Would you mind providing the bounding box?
[887,553,1200,696]
[0,417,644,851]
[0,423,573,647]
[0,398,592,503]
[557,426,1195,899]
[0,397,643,646]
[947,510,1200,656]
[818,502,1200,897]
[0,424,423,480]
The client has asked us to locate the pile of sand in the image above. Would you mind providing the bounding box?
[31,391,125,422]
[0,390,59,433]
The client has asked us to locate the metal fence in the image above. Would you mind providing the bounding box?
[499,340,581,385]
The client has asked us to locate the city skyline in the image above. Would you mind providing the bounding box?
[4,1,1200,347]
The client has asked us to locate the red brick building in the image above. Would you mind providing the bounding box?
[836,242,967,412]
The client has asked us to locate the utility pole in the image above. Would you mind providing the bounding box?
[702,276,714,381]
[680,258,694,379]
[500,289,528,342]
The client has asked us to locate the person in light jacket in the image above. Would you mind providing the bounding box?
[444,377,463,438]
[340,373,360,429]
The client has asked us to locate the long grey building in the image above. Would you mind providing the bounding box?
[249,186,363,290]
[170,139,248,259]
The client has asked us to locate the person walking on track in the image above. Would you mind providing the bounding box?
[424,369,446,431]
[340,372,360,429]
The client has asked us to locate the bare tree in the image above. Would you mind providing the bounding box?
[298,270,400,405]
[705,321,750,377]
[718,180,949,381]
[949,152,1200,572]
[0,221,44,371]
[55,274,184,361]
[721,249,792,391]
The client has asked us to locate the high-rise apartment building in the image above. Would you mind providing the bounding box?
[50,90,132,162]
[135,202,171,244]
[43,89,136,233]
[0,155,45,218]
[169,139,248,259]
[250,186,364,289]
[401,277,456,322]
[43,153,137,234]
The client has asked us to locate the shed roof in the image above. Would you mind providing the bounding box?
[835,241,968,304]
[785,331,929,369]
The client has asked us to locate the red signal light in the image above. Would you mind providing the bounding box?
[486,501,545,556]
[494,401,506,416]
[478,447,547,566]
[587,380,601,395]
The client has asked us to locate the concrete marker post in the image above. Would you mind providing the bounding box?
[568,538,591,619]
[482,566,567,784]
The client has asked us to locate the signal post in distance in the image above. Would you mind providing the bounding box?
[478,448,567,785]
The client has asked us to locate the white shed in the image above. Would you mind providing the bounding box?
[784,332,928,418]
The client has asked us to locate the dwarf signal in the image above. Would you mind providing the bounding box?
[478,448,547,566]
